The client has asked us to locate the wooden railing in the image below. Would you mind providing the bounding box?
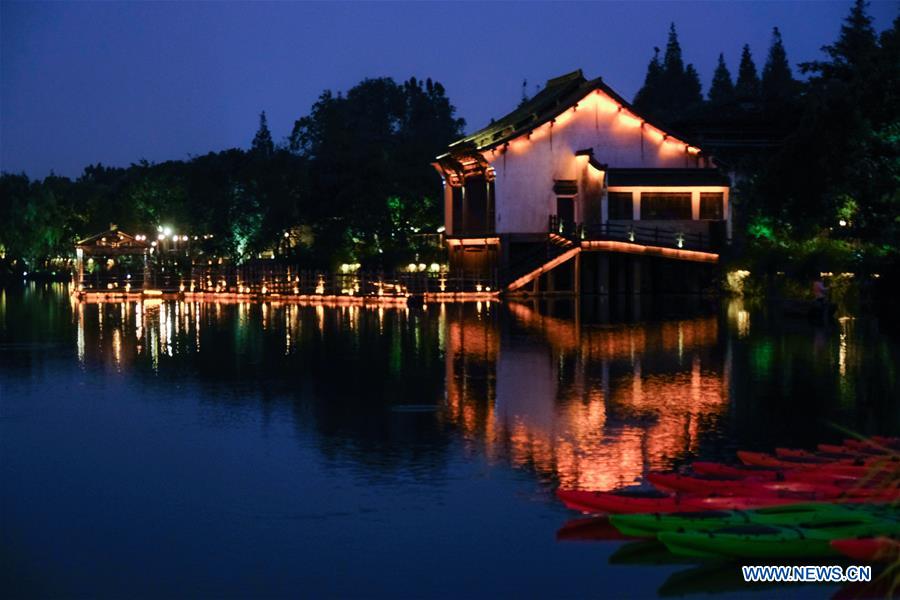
[549,216,724,251]
[78,264,496,296]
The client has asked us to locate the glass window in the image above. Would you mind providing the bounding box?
[608,192,633,220]
[700,192,724,220]
[640,192,692,220]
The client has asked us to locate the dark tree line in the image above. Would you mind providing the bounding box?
[0,77,463,272]
[634,2,899,274]
[2,2,896,278]
[634,23,800,122]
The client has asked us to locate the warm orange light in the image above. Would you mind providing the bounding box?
[581,240,718,263]
[506,247,581,292]
[591,90,620,113]
[644,126,666,142]
[553,110,573,127]
[446,237,500,247]
[443,303,727,491]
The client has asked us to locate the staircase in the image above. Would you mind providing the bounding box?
[502,234,580,293]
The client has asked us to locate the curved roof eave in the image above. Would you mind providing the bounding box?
[437,72,712,161]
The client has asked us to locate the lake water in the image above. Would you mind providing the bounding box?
[2,284,898,598]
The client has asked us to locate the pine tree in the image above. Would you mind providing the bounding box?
[663,23,685,78]
[802,0,878,81]
[252,111,275,157]
[684,64,703,104]
[634,24,703,120]
[633,47,663,116]
[826,0,878,69]
[708,53,735,104]
[761,27,796,103]
[735,44,761,102]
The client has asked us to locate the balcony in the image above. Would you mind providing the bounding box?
[549,216,727,252]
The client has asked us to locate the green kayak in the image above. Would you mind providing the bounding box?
[610,502,895,538]
[658,517,900,559]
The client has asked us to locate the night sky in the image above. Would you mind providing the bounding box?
[2,1,897,178]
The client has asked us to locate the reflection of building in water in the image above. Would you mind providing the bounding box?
[445,301,729,490]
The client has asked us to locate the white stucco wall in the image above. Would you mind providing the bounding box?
[484,90,705,235]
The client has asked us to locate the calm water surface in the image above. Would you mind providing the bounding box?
[2,284,898,598]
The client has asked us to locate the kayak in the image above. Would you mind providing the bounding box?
[831,537,900,563]
[776,447,900,467]
[556,489,693,514]
[617,505,885,538]
[557,486,852,515]
[818,443,880,456]
[650,471,895,497]
[696,459,887,481]
[738,451,847,468]
[691,462,780,480]
[610,503,897,538]
[659,517,900,559]
[776,447,859,461]
[871,435,900,447]
[738,451,898,471]
[647,473,845,499]
[647,472,766,494]
[845,437,900,452]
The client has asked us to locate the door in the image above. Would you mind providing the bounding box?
[557,196,575,224]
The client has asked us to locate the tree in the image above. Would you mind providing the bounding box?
[633,24,702,121]
[251,111,275,157]
[735,44,761,102]
[747,2,899,252]
[684,64,703,105]
[803,0,878,82]
[708,53,735,104]
[289,76,464,266]
[663,23,685,77]
[761,27,796,104]
[633,47,663,116]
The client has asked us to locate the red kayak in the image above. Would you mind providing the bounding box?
[738,451,898,470]
[817,443,881,457]
[740,450,847,468]
[775,447,863,461]
[871,435,900,448]
[693,460,878,480]
[831,537,900,563]
[557,485,848,515]
[775,447,900,467]
[661,469,898,499]
[556,489,693,514]
[691,462,780,480]
[647,472,765,493]
[844,438,899,452]
[646,471,890,498]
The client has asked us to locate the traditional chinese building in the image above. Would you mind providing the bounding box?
[74,228,151,294]
[433,70,732,295]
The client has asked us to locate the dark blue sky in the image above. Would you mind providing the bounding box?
[2,1,896,178]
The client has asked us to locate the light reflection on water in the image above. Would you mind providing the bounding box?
[445,302,729,490]
[2,282,898,598]
[57,285,896,489]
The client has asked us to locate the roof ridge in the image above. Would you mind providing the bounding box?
[545,69,585,88]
